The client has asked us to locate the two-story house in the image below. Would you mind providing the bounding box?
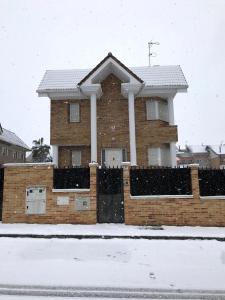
[0,123,30,164]
[37,53,188,167]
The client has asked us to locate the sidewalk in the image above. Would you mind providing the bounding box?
[0,223,225,240]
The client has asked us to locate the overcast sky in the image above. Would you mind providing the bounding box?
[0,0,225,148]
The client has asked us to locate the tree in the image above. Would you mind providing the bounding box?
[31,138,52,162]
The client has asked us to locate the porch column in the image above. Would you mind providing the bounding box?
[170,142,177,167]
[52,145,58,167]
[80,84,102,164]
[168,95,175,125]
[91,92,97,163]
[128,91,137,166]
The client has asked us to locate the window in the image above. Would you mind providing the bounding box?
[148,145,170,166]
[2,147,8,156]
[146,99,169,122]
[72,150,81,166]
[69,103,80,122]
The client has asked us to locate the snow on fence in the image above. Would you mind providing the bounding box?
[198,168,225,196]
[53,167,90,189]
[130,167,192,196]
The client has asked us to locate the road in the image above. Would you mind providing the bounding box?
[1,284,225,299]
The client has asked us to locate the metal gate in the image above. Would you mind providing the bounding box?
[0,168,4,220]
[97,167,124,223]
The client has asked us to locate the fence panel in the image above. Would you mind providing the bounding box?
[53,167,90,189]
[130,167,192,196]
[199,168,225,196]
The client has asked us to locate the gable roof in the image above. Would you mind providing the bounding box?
[37,54,188,94]
[0,127,30,150]
[78,52,144,86]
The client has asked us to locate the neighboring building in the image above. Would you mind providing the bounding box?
[0,123,30,164]
[37,52,188,167]
[177,144,225,168]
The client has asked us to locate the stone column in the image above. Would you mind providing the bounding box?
[52,145,58,167]
[89,162,98,224]
[168,95,177,167]
[121,162,131,225]
[168,95,175,125]
[128,91,137,166]
[189,163,200,201]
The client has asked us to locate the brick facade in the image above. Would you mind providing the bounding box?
[50,74,177,167]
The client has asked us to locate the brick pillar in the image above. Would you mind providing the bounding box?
[189,164,200,201]
[121,162,131,224]
[89,162,98,223]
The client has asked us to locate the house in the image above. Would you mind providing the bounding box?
[177,144,225,168]
[37,53,188,168]
[0,123,30,164]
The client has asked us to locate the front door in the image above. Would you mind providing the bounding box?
[104,149,123,168]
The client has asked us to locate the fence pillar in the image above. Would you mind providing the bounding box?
[189,164,200,200]
[121,162,131,224]
[89,162,98,223]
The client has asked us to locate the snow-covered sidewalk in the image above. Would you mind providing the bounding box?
[0,223,225,238]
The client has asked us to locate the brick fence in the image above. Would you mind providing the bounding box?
[2,162,225,226]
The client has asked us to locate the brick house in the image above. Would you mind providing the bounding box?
[37,53,188,168]
[0,123,30,164]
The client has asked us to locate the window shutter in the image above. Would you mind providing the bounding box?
[70,103,80,122]
[72,150,81,166]
[146,100,157,120]
[148,147,160,166]
[158,100,169,122]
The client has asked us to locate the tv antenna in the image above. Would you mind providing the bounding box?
[148,40,160,66]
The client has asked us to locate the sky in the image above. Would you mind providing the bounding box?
[0,0,225,148]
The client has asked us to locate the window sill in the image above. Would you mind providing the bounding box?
[200,196,225,200]
[52,188,90,193]
[130,195,193,200]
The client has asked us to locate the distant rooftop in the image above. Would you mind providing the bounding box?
[0,125,30,150]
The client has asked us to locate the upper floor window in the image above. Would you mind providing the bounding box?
[69,103,80,122]
[146,99,169,122]
[2,147,8,156]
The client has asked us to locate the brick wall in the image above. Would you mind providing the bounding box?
[123,164,225,226]
[2,164,97,224]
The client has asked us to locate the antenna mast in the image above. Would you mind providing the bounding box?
[148,40,160,66]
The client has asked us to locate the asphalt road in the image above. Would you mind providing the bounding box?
[1,284,225,299]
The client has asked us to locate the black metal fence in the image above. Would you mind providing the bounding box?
[130,167,192,196]
[0,167,4,220]
[198,168,225,196]
[53,167,90,189]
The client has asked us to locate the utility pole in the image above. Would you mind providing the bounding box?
[148,40,160,66]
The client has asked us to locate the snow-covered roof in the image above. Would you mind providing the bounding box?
[208,145,225,155]
[0,128,30,150]
[186,145,208,154]
[37,65,188,92]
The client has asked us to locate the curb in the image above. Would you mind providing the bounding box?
[0,233,225,241]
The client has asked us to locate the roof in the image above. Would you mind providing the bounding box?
[0,127,30,150]
[78,52,144,86]
[186,145,208,154]
[208,145,225,155]
[37,64,188,92]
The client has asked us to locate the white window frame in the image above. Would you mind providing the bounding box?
[69,103,80,123]
[146,99,169,122]
[148,145,170,167]
[2,147,8,156]
[72,150,81,167]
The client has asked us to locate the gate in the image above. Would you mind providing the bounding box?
[97,167,124,223]
[0,168,4,220]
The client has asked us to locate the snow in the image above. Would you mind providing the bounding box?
[0,238,225,290]
[0,223,225,238]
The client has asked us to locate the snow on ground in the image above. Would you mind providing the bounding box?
[0,238,225,290]
[0,223,225,237]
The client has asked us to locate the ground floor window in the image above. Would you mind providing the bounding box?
[102,148,127,167]
[148,144,170,166]
[72,150,81,167]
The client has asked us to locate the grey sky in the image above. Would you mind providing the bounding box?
[0,0,225,148]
